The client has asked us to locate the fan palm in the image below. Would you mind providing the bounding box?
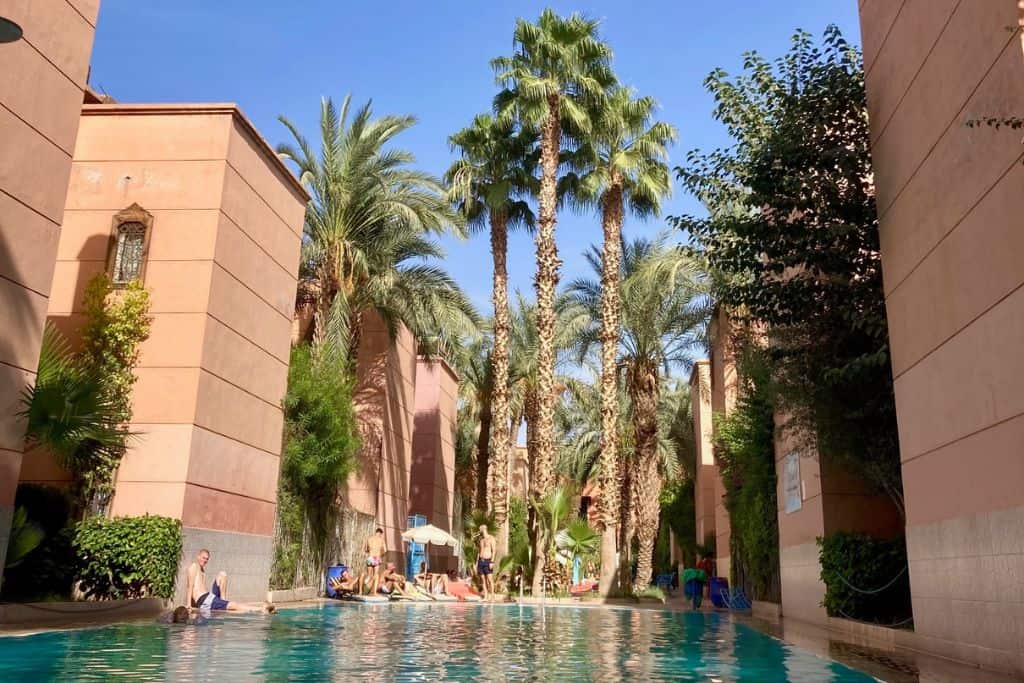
[492,14,616,567]
[532,486,574,592]
[278,95,475,361]
[555,518,601,573]
[566,234,708,591]
[2,507,44,571]
[446,114,537,553]
[19,325,127,478]
[562,87,676,596]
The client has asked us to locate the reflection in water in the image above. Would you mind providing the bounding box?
[0,604,877,681]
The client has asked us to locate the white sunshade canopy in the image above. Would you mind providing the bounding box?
[401,524,458,548]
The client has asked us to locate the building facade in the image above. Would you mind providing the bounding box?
[18,103,309,602]
[859,0,1024,673]
[0,0,99,570]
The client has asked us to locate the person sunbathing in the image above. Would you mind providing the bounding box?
[381,562,412,596]
[329,569,359,596]
[444,569,482,601]
[414,562,433,589]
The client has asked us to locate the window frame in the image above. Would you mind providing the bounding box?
[105,203,153,287]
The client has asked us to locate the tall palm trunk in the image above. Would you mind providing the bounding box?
[531,95,562,596]
[629,359,661,591]
[617,457,634,588]
[475,402,492,511]
[489,212,512,558]
[597,180,624,597]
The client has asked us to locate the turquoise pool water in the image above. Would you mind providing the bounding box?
[0,604,878,681]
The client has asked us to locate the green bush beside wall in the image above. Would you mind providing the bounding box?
[73,515,182,599]
[817,531,912,624]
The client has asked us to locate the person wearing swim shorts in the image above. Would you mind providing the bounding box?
[361,528,387,595]
[187,549,274,613]
[476,524,496,600]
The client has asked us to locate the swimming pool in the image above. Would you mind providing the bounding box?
[0,603,878,681]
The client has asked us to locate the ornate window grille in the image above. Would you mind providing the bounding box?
[106,204,153,287]
[112,222,146,284]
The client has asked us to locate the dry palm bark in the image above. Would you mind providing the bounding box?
[628,358,661,591]
[489,212,512,557]
[530,93,562,596]
[597,176,624,596]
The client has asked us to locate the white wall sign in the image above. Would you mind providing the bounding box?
[783,451,802,514]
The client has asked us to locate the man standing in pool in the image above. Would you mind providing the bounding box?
[361,527,387,595]
[476,524,496,600]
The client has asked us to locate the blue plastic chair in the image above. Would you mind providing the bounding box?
[709,577,729,608]
[725,588,752,610]
[655,573,676,595]
[325,564,349,599]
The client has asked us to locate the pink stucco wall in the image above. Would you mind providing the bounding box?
[409,356,458,570]
[346,312,417,567]
[708,307,736,579]
[690,361,717,553]
[0,0,98,569]
[860,0,1024,674]
[29,103,308,600]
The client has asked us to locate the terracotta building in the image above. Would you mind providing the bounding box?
[859,0,1024,674]
[345,312,418,567]
[0,0,100,570]
[409,356,459,570]
[18,103,310,602]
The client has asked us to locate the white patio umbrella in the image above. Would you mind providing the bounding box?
[401,524,458,573]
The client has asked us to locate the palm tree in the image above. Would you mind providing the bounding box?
[532,486,575,592]
[555,517,601,583]
[446,114,536,556]
[20,325,128,491]
[507,290,586,594]
[449,332,494,511]
[554,373,631,487]
[563,87,676,596]
[492,12,616,586]
[278,95,475,361]
[567,234,708,591]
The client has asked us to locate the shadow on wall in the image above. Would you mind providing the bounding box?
[16,234,114,488]
[0,219,39,501]
[46,234,111,348]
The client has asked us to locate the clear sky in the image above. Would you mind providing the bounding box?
[89,1,862,314]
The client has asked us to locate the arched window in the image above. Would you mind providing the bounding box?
[107,204,152,286]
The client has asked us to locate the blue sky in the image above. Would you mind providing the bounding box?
[89,1,862,314]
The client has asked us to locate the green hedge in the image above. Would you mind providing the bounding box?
[817,532,912,624]
[73,515,182,599]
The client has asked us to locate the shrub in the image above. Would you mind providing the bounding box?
[715,349,780,602]
[1,485,77,601]
[78,274,152,513]
[817,532,912,624]
[636,586,666,602]
[280,345,360,497]
[73,515,182,599]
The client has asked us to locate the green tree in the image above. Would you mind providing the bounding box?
[715,347,780,602]
[272,344,361,589]
[20,325,127,497]
[566,235,708,590]
[672,27,903,515]
[563,86,677,596]
[76,274,151,513]
[278,95,476,362]
[446,115,536,556]
[492,10,615,595]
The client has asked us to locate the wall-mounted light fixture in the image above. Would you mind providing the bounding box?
[0,17,23,43]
